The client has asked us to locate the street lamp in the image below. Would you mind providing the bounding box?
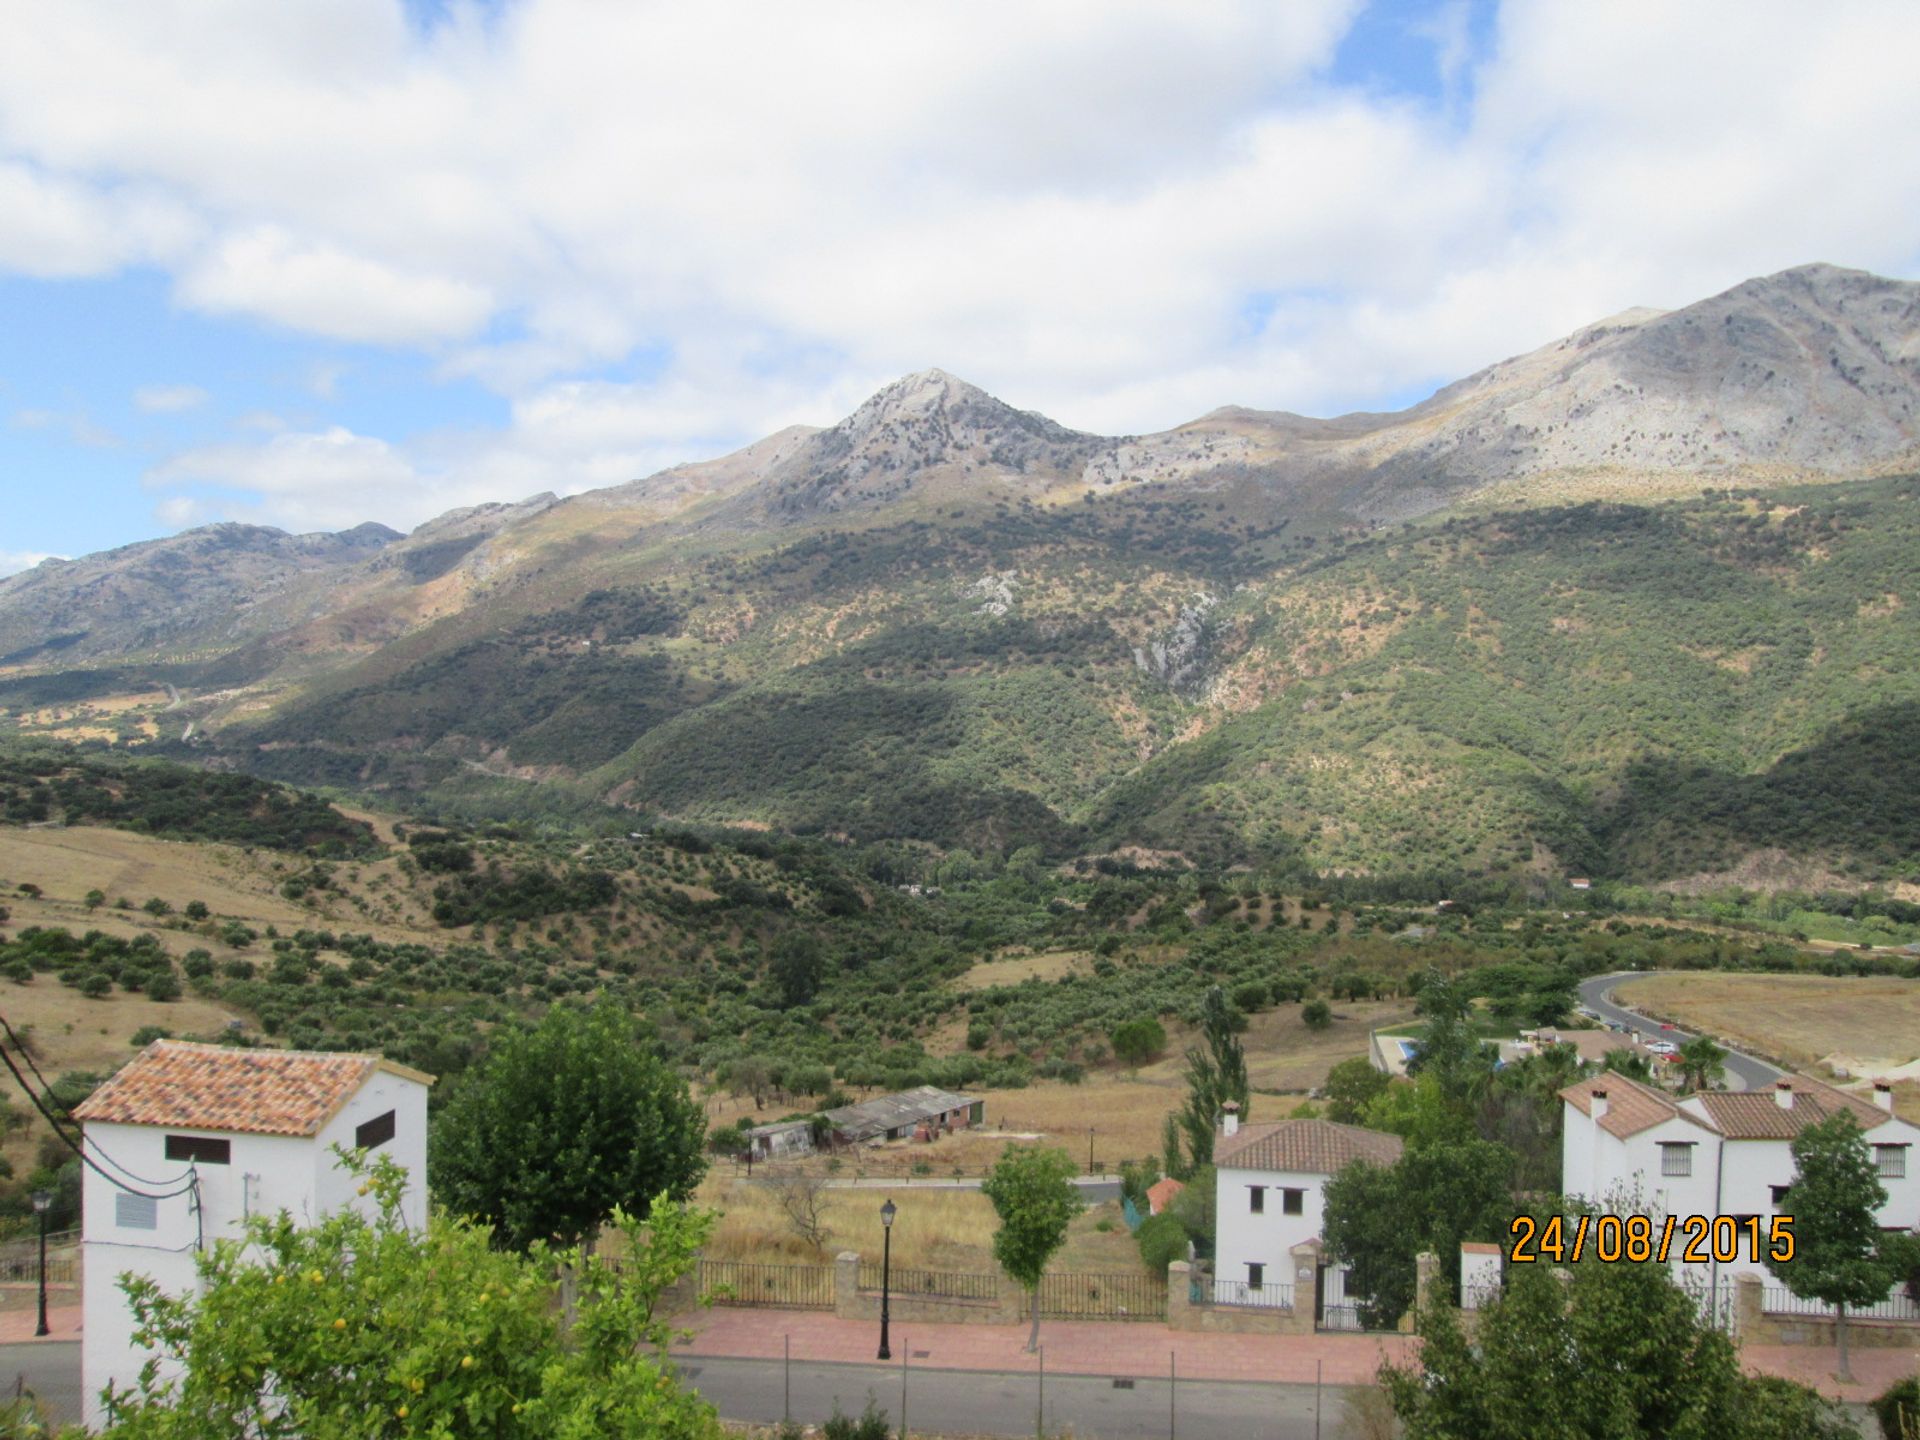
[31,1190,51,1338]
[877,1197,897,1361]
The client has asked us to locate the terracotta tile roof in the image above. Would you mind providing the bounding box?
[1559,1073,1705,1139]
[1560,1071,1893,1142]
[72,1040,432,1137]
[1146,1177,1186,1215]
[1214,1119,1404,1175]
[1693,1078,1893,1140]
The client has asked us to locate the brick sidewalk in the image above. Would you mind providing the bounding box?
[673,1309,1918,1404]
[0,1303,81,1344]
[671,1308,1415,1386]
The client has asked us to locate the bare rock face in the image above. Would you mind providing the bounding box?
[0,521,401,664]
[760,368,1112,514]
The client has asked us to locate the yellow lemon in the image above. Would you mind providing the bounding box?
[332,1319,346,1331]
[460,1355,473,1369]
[396,1405,408,1419]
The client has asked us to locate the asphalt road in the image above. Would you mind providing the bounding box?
[1577,972,1782,1092]
[0,1339,1357,1439]
[0,1341,83,1429]
[680,1353,1359,1440]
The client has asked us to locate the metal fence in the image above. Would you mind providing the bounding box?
[1763,1285,1920,1323]
[1206,1279,1294,1311]
[0,1233,78,1287]
[859,1263,997,1301]
[697,1259,834,1311]
[1038,1270,1167,1322]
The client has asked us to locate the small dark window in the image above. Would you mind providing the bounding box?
[1249,1185,1265,1214]
[1282,1188,1305,1215]
[1770,1184,1792,1207]
[1247,1263,1265,1291]
[355,1110,397,1151]
[165,1134,231,1165]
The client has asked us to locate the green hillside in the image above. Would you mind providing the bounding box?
[148,476,1920,886]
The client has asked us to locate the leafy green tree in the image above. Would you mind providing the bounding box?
[770,933,826,1009]
[1322,1137,1514,1327]
[982,1145,1083,1352]
[432,1002,707,1251]
[1109,1016,1166,1069]
[1674,1034,1726,1092]
[1166,986,1249,1178]
[1403,969,1491,1103]
[1301,997,1332,1030]
[1769,1111,1919,1382]
[1381,1256,1853,1440]
[1363,1075,1476,1149]
[1323,1056,1389,1125]
[99,1153,720,1440]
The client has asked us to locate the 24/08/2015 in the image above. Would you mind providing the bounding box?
[1509,1213,1794,1265]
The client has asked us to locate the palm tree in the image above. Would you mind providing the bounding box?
[1676,1035,1727,1092]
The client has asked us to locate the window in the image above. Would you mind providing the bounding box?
[1769,1184,1792,1208]
[1248,1186,1265,1214]
[1247,1263,1265,1291]
[1282,1188,1305,1215]
[1659,1143,1693,1178]
[115,1193,158,1230]
[356,1109,397,1151]
[165,1134,231,1165]
[1874,1145,1908,1180]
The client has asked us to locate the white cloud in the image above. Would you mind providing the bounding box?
[2,0,1918,534]
[0,550,65,579]
[12,407,120,449]
[133,383,209,413]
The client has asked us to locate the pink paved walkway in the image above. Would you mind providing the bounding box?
[1741,1344,1920,1405]
[673,1310,1918,1403]
[671,1308,1415,1386]
[0,1303,81,1344]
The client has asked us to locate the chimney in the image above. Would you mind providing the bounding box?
[1775,1080,1793,1111]
[1873,1082,1894,1112]
[1591,1089,1609,1123]
[1221,1102,1240,1137]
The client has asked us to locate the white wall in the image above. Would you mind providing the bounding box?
[80,1072,428,1428]
[1214,1165,1325,1289]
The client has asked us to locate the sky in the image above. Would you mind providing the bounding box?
[2,0,1917,575]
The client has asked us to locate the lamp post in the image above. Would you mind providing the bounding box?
[31,1190,51,1338]
[877,1197,896,1361]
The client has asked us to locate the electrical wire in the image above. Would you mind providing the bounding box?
[0,1043,198,1200]
[0,1011,190,1189]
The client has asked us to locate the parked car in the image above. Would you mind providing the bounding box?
[1646,1040,1679,1056]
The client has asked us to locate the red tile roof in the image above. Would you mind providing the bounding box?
[1214,1119,1403,1175]
[72,1040,432,1137]
[1146,1177,1186,1215]
[1559,1070,1894,1141]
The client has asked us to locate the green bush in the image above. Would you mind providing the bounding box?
[1135,1211,1189,1273]
[1302,997,1332,1030]
[1874,1375,1920,1440]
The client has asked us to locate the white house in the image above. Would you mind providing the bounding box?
[1560,1070,1920,1303]
[1212,1108,1404,1309]
[72,1040,433,1428]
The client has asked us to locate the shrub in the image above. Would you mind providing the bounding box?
[1135,1211,1189,1273]
[1875,1376,1920,1440]
[1302,998,1332,1030]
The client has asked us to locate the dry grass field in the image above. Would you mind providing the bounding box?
[1615,972,1920,1094]
[695,1173,1145,1275]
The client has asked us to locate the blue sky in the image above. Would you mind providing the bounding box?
[1,0,1915,573]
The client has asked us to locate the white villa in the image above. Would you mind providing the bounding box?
[1212,1105,1403,1314]
[1559,1070,1920,1299]
[72,1040,433,1428]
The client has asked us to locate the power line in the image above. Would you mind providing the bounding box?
[0,1042,197,1201]
[0,1011,187,1189]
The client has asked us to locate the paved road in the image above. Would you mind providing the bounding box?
[1577,972,1782,1091]
[680,1353,1358,1440]
[0,1338,1356,1439]
[0,1341,83,1429]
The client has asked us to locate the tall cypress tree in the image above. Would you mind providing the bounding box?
[1167,985,1249,1178]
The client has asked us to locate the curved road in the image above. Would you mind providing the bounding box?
[1577,971,1782,1092]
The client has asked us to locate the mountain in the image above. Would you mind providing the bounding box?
[2,264,1918,887]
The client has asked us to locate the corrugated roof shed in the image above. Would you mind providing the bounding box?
[825,1085,977,1141]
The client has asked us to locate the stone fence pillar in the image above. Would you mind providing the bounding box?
[1402,1250,1440,1332]
[834,1251,860,1320]
[1167,1261,1195,1330]
[1732,1272,1769,1343]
